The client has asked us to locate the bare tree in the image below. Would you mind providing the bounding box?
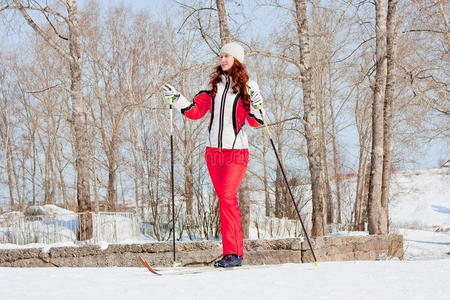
[353,81,372,231]
[368,0,400,235]
[294,0,326,236]
[0,72,23,209]
[1,0,93,239]
[381,0,398,233]
[368,0,388,235]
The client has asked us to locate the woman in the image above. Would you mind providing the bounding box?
[162,42,264,268]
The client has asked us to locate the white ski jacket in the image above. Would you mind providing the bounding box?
[174,75,264,149]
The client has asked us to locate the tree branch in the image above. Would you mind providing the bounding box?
[24,83,61,94]
[247,50,303,70]
[142,61,217,102]
[38,6,68,40]
[332,36,375,63]
[403,29,446,34]
[175,2,216,34]
[12,0,70,60]
[196,14,220,55]
[265,115,308,127]
[1,1,68,21]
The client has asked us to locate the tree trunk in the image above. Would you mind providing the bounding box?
[31,131,37,205]
[0,112,16,209]
[294,0,326,237]
[67,0,93,239]
[55,145,68,209]
[43,149,54,204]
[354,154,371,231]
[329,99,342,224]
[239,176,251,239]
[184,122,194,216]
[106,152,117,212]
[368,0,388,235]
[381,0,398,233]
[262,144,271,217]
[185,161,194,215]
[274,144,284,218]
[216,0,231,44]
[353,155,364,230]
[318,93,333,225]
[105,131,120,212]
[5,139,15,209]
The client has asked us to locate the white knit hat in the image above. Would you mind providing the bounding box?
[220,42,245,63]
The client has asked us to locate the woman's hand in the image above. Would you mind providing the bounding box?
[249,89,263,109]
[162,84,180,103]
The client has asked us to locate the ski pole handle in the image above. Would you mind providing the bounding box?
[258,107,272,136]
[169,96,174,135]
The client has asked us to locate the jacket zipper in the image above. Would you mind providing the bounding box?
[218,76,230,150]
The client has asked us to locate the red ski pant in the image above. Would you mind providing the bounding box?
[205,147,249,257]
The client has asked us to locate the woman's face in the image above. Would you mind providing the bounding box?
[220,53,234,72]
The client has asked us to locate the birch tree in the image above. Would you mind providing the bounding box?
[368,0,388,235]
[294,0,326,236]
[1,0,93,239]
[380,0,398,233]
[368,0,398,235]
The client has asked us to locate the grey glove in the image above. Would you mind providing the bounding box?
[162,83,180,103]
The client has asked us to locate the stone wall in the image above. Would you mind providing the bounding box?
[0,235,403,268]
[301,234,404,263]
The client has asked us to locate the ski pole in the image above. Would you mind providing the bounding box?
[169,96,181,267]
[256,104,318,264]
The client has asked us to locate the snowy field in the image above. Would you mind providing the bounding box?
[399,228,450,261]
[390,168,450,230]
[0,167,448,299]
[0,227,449,300]
[1,259,449,300]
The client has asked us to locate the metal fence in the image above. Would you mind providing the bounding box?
[249,215,306,239]
[0,211,141,245]
[0,210,310,245]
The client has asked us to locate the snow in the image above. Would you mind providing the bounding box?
[327,231,369,237]
[0,228,448,300]
[0,206,141,245]
[0,260,449,300]
[398,228,450,260]
[390,168,450,230]
[25,205,77,219]
[0,242,72,250]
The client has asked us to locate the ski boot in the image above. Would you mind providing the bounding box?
[214,254,243,268]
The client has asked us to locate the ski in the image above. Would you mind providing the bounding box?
[137,255,162,276]
[138,255,285,276]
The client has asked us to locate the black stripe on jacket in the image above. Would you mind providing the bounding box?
[248,112,264,125]
[181,90,211,115]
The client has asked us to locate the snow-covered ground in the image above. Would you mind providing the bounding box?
[0,168,448,299]
[0,228,448,300]
[1,260,449,300]
[399,228,450,260]
[390,168,450,230]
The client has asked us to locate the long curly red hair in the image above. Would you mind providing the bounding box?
[209,60,250,110]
